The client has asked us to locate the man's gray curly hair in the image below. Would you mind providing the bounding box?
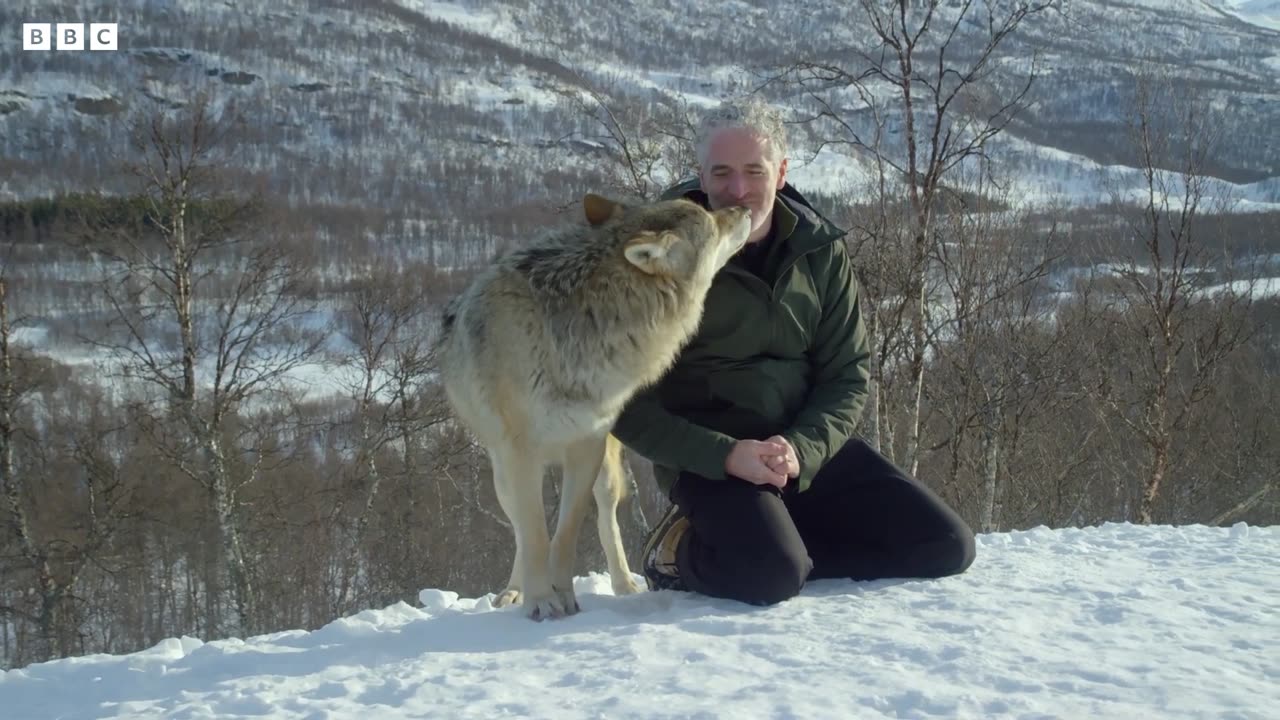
[694,97,789,167]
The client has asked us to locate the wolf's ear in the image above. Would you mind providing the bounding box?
[584,193,626,226]
[624,232,678,274]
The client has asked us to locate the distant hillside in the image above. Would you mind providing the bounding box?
[2,0,1278,216]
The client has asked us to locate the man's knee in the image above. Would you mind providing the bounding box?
[739,545,812,606]
[933,527,976,578]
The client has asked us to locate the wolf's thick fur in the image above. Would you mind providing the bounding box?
[437,194,750,619]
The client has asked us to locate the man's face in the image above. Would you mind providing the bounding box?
[698,127,788,242]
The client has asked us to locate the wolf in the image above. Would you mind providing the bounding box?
[436,193,751,620]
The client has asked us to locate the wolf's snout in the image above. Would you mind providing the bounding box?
[731,209,751,242]
[712,206,751,252]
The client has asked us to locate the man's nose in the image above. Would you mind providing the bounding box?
[727,174,747,198]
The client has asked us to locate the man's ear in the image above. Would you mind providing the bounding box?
[775,157,788,190]
[584,193,626,226]
[624,232,678,274]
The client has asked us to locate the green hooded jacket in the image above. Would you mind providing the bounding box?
[612,178,871,494]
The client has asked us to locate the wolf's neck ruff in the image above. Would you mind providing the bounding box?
[511,228,603,300]
[521,250,704,399]
[514,224,710,351]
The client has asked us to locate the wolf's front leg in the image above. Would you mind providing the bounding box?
[549,435,609,614]
[492,450,565,620]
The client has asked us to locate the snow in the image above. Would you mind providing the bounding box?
[1212,0,1280,30]
[2,523,1277,719]
[982,130,1280,212]
[402,0,525,43]
[1200,275,1280,298]
[442,69,565,111]
[7,71,113,101]
[786,145,876,196]
[575,60,729,109]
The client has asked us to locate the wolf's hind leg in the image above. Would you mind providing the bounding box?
[598,434,642,596]
[488,449,523,608]
[494,545,522,608]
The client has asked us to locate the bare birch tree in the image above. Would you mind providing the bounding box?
[777,0,1061,476]
[1093,69,1255,524]
[324,267,460,614]
[554,82,699,203]
[923,177,1067,530]
[72,93,322,637]
[0,276,134,664]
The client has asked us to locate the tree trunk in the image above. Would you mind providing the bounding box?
[1139,352,1173,525]
[1140,436,1169,525]
[979,405,1002,533]
[36,587,67,661]
[865,312,882,453]
[208,440,254,637]
[905,228,928,478]
[337,413,383,616]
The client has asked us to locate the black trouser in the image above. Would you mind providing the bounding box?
[671,438,976,606]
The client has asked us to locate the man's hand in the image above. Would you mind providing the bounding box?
[762,435,800,481]
[725,439,790,489]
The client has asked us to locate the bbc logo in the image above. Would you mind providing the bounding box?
[23,23,118,51]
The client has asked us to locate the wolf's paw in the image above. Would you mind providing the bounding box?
[612,574,643,596]
[493,588,521,608]
[555,584,581,615]
[522,587,575,621]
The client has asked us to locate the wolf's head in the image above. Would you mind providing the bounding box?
[583,194,750,285]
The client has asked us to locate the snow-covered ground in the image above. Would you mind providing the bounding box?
[1,523,1275,719]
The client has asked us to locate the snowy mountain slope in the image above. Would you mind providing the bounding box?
[1,0,1277,212]
[0,524,1276,719]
